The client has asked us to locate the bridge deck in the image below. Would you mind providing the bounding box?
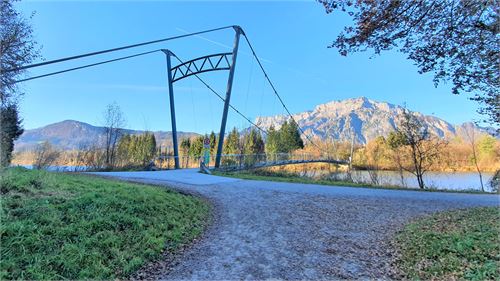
[215,158,348,172]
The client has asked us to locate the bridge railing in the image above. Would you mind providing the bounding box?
[154,153,346,171]
[155,155,205,169]
[216,153,342,170]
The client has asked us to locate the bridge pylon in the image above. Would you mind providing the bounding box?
[162,26,243,169]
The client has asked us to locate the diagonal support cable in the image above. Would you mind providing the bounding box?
[171,54,268,136]
[241,33,324,151]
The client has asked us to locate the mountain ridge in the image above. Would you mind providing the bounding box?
[14,97,493,151]
[14,120,199,152]
[255,97,492,144]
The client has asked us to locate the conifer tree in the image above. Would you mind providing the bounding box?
[243,128,265,155]
[223,127,241,155]
[277,120,304,153]
[209,131,217,156]
[190,136,204,158]
[265,125,279,156]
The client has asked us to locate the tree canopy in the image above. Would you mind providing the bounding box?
[116,132,156,167]
[223,128,241,155]
[0,0,40,167]
[0,104,23,167]
[265,121,304,154]
[243,128,265,155]
[319,0,499,125]
[1,0,40,105]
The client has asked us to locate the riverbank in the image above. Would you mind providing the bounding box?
[0,168,210,280]
[11,153,500,173]
[213,169,494,194]
[394,207,500,280]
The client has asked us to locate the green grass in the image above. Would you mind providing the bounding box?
[0,167,210,280]
[395,207,500,280]
[213,169,488,194]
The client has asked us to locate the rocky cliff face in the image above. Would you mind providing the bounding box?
[255,97,489,144]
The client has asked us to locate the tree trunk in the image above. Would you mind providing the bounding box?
[416,171,424,189]
[477,168,484,192]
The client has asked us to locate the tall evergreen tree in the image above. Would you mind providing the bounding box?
[115,133,157,167]
[180,138,191,155]
[277,120,304,153]
[243,128,265,166]
[0,104,23,167]
[116,134,131,166]
[190,136,204,158]
[209,131,217,156]
[140,133,156,166]
[243,128,265,155]
[223,127,241,155]
[265,125,279,155]
[287,120,304,151]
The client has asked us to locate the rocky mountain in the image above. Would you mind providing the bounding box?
[14,120,198,152]
[255,97,492,144]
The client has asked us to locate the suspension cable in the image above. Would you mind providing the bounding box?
[171,54,268,136]
[11,50,162,85]
[5,25,235,73]
[7,25,319,149]
[241,33,323,150]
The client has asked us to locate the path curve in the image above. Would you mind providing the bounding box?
[92,169,499,280]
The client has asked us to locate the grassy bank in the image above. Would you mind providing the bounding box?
[394,207,500,280]
[0,168,210,280]
[213,169,487,194]
[214,169,375,188]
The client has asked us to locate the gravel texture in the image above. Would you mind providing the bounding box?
[93,170,500,280]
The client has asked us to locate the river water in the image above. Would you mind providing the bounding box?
[304,169,496,192]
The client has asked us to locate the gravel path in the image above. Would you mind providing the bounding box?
[93,170,499,280]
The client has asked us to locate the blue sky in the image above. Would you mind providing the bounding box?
[17,0,484,134]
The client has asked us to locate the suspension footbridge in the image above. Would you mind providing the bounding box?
[6,25,347,171]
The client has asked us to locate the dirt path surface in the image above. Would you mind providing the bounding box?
[92,169,499,280]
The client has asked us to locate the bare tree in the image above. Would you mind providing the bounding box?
[366,136,385,185]
[33,141,60,170]
[102,102,125,169]
[75,142,106,171]
[1,1,40,104]
[366,121,384,185]
[395,109,447,189]
[463,125,485,192]
[387,132,407,187]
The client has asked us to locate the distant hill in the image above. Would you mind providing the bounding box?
[255,97,493,144]
[14,120,199,152]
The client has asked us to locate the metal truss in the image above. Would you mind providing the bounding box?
[171,52,233,83]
